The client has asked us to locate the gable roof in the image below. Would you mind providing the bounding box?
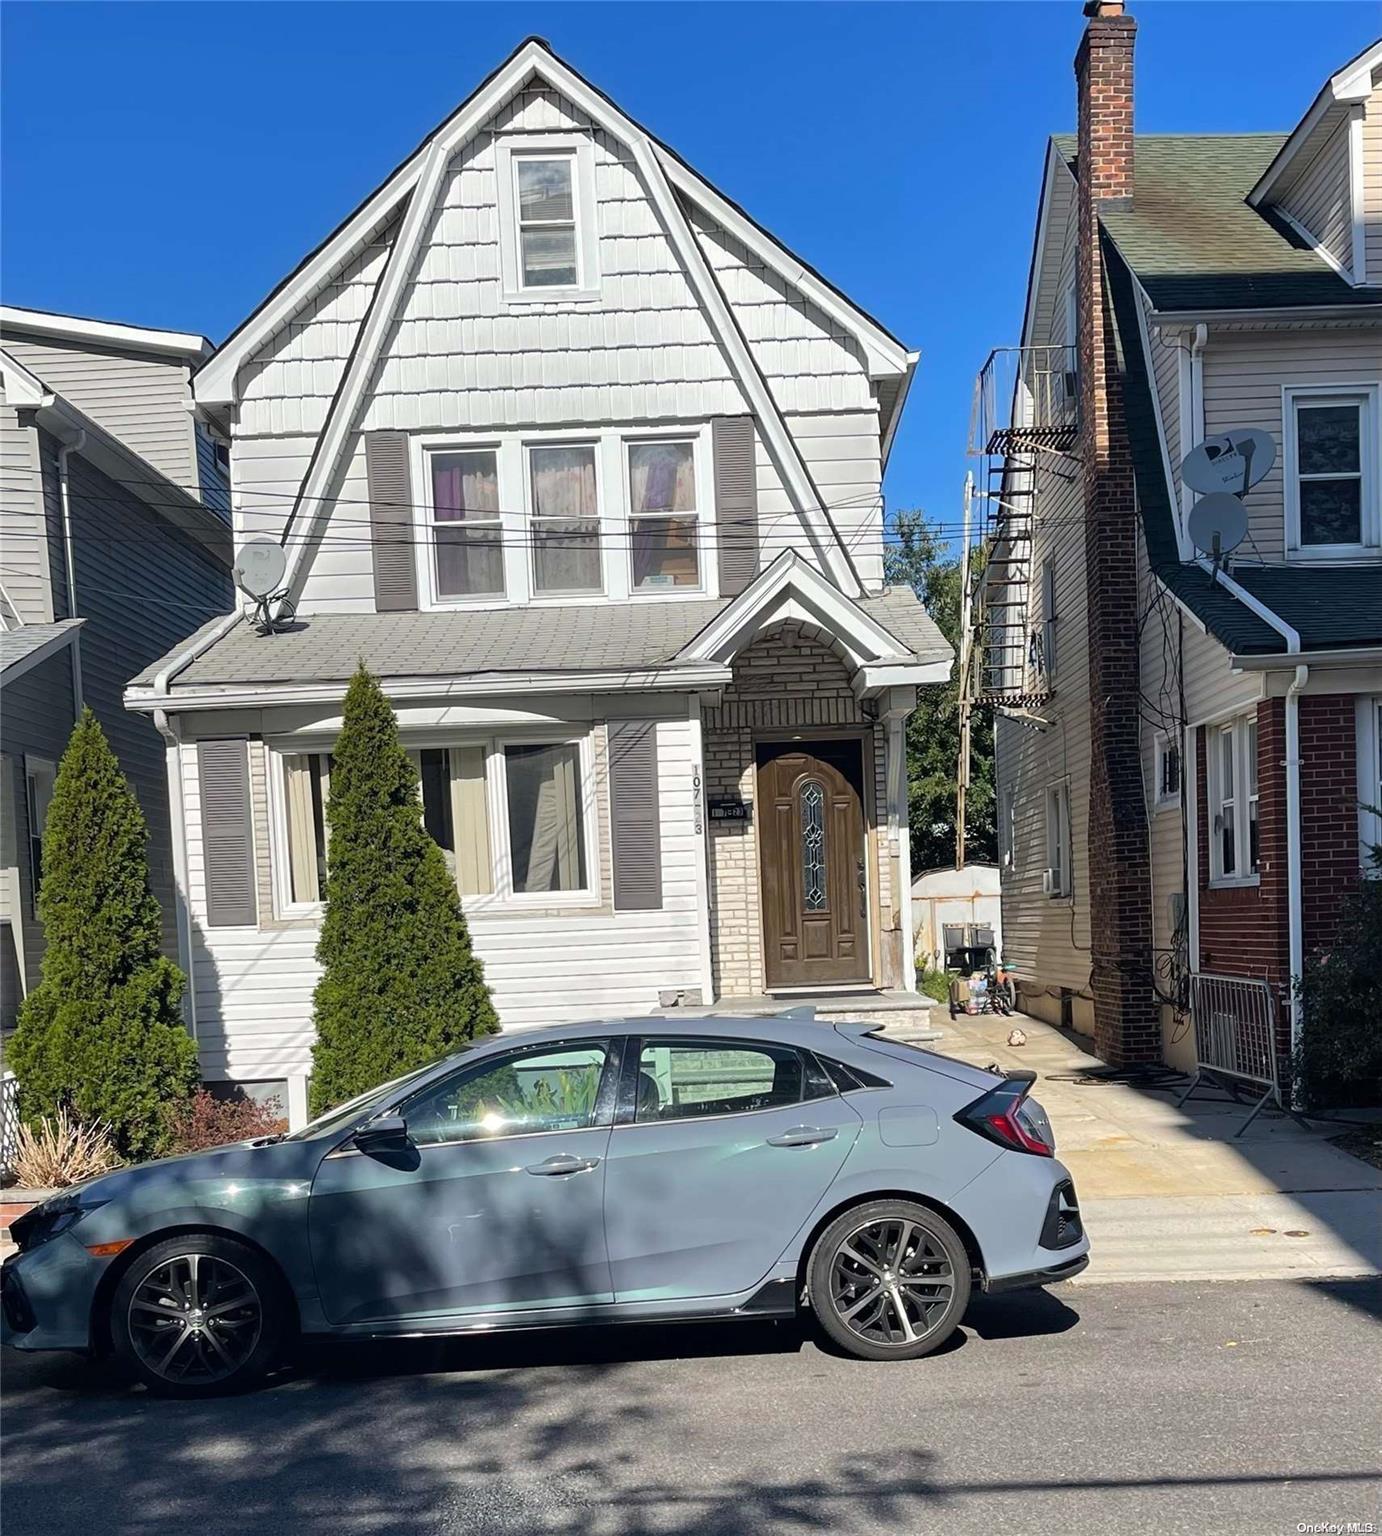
[1053,133,1381,312]
[0,619,84,684]
[195,36,912,405]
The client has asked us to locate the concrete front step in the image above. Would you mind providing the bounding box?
[657,991,942,1042]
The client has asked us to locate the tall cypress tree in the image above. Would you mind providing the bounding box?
[9,710,198,1159]
[308,665,498,1114]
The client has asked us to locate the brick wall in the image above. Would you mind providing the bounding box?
[1075,1,1159,1065]
[703,621,893,996]
[1299,695,1360,958]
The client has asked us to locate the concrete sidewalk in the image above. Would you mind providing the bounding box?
[913,1009,1382,1284]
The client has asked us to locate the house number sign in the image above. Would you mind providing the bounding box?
[708,796,750,823]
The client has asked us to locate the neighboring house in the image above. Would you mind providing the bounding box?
[0,309,234,1029]
[910,864,1002,975]
[981,6,1382,1073]
[127,38,949,1122]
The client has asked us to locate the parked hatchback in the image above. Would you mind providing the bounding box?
[2,1017,1087,1395]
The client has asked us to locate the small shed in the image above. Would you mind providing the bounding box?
[911,864,1002,972]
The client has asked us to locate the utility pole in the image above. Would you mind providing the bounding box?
[955,471,974,871]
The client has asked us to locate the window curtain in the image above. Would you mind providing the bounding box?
[432,454,498,523]
[629,443,694,515]
[450,746,493,896]
[508,744,584,893]
[531,447,599,591]
[284,754,329,904]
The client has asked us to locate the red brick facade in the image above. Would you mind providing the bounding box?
[1195,695,1363,1061]
[1076,2,1159,1065]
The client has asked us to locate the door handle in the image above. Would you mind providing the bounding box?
[525,1153,600,1176]
[766,1126,839,1148]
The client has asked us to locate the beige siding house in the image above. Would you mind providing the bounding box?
[983,15,1381,1072]
[130,40,949,1124]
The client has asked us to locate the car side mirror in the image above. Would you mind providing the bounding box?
[352,1114,410,1154]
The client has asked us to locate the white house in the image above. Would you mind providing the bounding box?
[128,38,950,1121]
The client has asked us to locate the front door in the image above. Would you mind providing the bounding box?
[309,1041,617,1325]
[758,740,870,988]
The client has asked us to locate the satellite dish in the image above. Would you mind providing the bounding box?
[1181,428,1276,497]
[1186,492,1248,559]
[233,539,287,599]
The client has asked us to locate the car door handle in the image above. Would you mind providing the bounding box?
[766,1126,839,1148]
[525,1154,600,1176]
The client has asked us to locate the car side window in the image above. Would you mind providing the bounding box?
[402,1043,609,1146]
[633,1040,825,1124]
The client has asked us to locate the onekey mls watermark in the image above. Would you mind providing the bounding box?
[1296,1523,1377,1535]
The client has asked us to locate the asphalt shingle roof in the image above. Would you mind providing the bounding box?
[137,587,950,691]
[0,620,84,680]
[1056,133,1381,311]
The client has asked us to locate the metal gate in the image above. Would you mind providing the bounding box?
[1176,972,1285,1135]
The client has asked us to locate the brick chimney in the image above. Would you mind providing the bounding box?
[1075,0,1159,1066]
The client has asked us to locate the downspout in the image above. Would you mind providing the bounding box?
[885,699,916,994]
[56,432,86,715]
[1285,662,1308,1075]
[153,707,198,1043]
[1189,324,1207,448]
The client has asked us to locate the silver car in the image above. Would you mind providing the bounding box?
[2,1016,1088,1395]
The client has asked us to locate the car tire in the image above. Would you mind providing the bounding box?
[808,1199,971,1362]
[110,1233,288,1397]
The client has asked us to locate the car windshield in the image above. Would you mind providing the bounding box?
[284,1055,467,1141]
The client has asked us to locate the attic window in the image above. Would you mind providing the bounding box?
[517,158,578,288]
[496,140,600,304]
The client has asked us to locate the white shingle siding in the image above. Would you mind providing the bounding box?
[226,78,889,610]
[179,711,707,1081]
[1278,115,1354,276]
[1365,78,1382,285]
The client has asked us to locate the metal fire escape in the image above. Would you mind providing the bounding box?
[960,346,1081,713]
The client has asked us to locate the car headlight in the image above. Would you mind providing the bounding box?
[10,1196,108,1254]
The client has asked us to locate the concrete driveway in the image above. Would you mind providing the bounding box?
[923,1010,1382,1283]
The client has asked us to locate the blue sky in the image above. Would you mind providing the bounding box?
[2,2,1374,536]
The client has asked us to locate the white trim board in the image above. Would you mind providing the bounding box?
[1,305,211,361]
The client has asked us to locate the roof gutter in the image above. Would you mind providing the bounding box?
[1230,643,1382,670]
[1194,559,1301,653]
[1148,304,1382,328]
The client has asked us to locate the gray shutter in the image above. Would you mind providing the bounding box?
[198,739,257,928]
[608,720,662,912]
[713,416,759,597]
[366,430,417,612]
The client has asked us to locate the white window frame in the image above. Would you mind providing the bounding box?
[1207,714,1260,887]
[1282,382,1380,560]
[267,747,332,919]
[524,437,607,601]
[412,424,717,613]
[268,729,603,918]
[1044,781,1071,899]
[998,782,1016,872]
[423,444,506,605]
[495,137,601,306]
[22,756,56,917]
[1153,731,1182,812]
[1358,695,1382,873]
[492,731,601,909]
[623,432,709,597]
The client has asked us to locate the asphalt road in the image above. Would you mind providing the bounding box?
[4,1278,1380,1536]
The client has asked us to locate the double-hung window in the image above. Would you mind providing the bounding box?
[529,444,602,595]
[628,439,700,590]
[1359,697,1382,870]
[280,752,332,907]
[1208,715,1259,884]
[429,450,503,600]
[1285,386,1379,555]
[515,156,579,289]
[496,141,598,302]
[502,742,588,895]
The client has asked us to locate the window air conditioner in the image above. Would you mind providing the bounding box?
[1042,869,1060,896]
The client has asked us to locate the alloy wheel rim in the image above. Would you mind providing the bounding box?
[829,1217,954,1348]
[127,1253,263,1384]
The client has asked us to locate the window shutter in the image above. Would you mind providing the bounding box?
[198,739,257,927]
[366,430,417,612]
[713,416,759,597]
[608,720,662,911]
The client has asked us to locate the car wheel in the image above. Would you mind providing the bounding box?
[808,1200,971,1362]
[110,1234,287,1397]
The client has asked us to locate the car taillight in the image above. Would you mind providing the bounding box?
[955,1072,1054,1157]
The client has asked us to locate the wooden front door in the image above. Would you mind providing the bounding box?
[758,741,870,989]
